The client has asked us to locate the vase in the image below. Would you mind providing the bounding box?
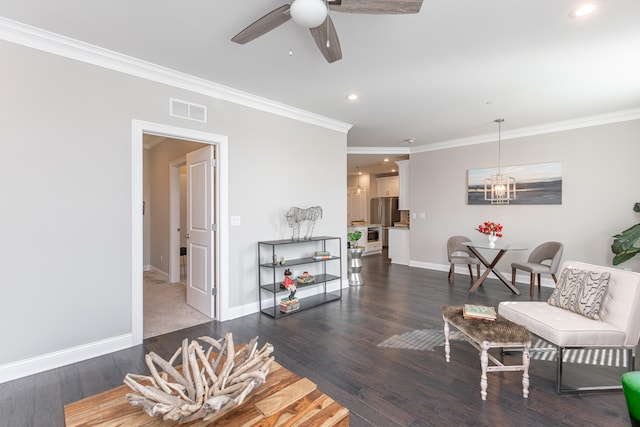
[347,247,365,286]
[487,233,498,248]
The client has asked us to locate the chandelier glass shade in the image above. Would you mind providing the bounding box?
[484,119,516,204]
[290,0,328,28]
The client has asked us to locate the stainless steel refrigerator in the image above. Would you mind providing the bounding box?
[370,197,400,247]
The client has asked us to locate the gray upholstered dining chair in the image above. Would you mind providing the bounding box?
[511,241,564,297]
[447,235,481,286]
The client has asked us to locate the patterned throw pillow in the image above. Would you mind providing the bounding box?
[547,268,610,320]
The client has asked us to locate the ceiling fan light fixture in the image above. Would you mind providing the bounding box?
[290,0,328,29]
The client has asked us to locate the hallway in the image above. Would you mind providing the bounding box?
[143,270,210,338]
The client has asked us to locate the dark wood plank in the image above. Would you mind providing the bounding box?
[0,251,634,427]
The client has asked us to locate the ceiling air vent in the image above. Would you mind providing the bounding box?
[169,98,207,123]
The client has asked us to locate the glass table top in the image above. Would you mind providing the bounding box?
[462,241,528,251]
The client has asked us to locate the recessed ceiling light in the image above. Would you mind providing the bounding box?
[383,158,389,162]
[569,3,597,18]
[346,93,358,101]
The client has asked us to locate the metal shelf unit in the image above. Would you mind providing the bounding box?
[258,236,342,318]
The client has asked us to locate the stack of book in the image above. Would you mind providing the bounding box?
[463,304,497,321]
[280,297,300,313]
[312,251,331,260]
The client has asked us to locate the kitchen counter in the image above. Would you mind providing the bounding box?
[388,228,410,265]
[347,225,382,255]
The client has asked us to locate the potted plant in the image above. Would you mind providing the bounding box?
[347,230,363,248]
[611,202,640,265]
[347,230,364,286]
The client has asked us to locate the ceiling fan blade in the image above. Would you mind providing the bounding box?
[309,15,342,63]
[231,4,291,44]
[328,0,423,14]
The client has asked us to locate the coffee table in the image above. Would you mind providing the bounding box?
[64,361,348,426]
[442,305,531,400]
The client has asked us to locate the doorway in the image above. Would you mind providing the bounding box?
[132,120,229,345]
[169,145,217,318]
[142,143,211,339]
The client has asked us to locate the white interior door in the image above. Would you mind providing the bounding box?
[186,145,215,317]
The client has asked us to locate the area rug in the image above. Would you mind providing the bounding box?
[377,328,464,351]
[529,338,630,368]
[378,329,630,367]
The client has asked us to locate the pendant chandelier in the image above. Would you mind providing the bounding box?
[484,118,516,205]
[356,166,363,194]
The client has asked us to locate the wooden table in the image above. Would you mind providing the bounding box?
[462,241,527,294]
[442,305,531,400]
[64,362,349,426]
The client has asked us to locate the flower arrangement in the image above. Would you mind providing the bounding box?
[476,221,503,237]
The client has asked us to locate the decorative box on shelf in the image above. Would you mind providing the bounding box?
[280,297,300,313]
[296,272,315,284]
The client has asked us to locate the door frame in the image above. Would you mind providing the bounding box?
[132,120,229,345]
[169,156,186,285]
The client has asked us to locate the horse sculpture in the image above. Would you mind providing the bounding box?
[285,206,323,240]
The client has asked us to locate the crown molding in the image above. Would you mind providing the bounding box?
[411,108,640,154]
[347,146,411,155]
[0,16,353,134]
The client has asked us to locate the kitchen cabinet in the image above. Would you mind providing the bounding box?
[396,160,410,210]
[376,176,399,197]
[388,228,410,265]
[258,237,342,318]
[347,225,382,255]
[347,187,367,223]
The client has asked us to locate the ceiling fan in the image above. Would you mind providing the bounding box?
[231,0,424,63]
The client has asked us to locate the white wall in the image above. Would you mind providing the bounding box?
[408,119,640,274]
[0,40,347,376]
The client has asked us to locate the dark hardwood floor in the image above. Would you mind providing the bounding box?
[1,252,635,426]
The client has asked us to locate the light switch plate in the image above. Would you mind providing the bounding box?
[231,216,241,226]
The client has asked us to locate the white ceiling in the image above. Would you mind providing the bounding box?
[2,0,639,174]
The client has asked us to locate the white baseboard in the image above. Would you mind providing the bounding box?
[226,301,260,320]
[0,333,134,384]
[148,265,168,277]
[408,261,555,288]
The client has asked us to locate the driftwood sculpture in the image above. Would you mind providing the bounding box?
[285,206,323,240]
[123,333,274,423]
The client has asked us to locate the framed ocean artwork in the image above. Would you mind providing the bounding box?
[467,162,562,205]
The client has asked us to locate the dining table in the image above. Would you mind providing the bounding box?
[462,241,528,294]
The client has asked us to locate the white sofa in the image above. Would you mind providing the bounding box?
[499,260,640,394]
